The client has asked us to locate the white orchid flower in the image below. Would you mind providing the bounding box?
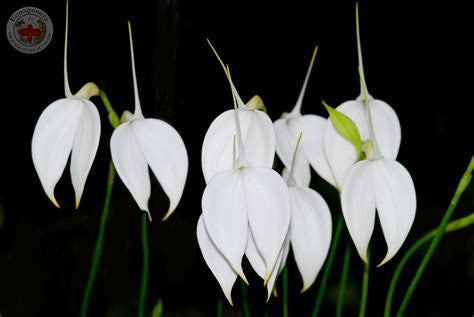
[277,133,332,292]
[324,3,401,189]
[201,40,275,184]
[341,71,416,266]
[110,23,188,221]
[199,65,291,304]
[32,2,101,208]
[273,46,336,188]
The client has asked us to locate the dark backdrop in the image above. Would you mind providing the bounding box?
[0,0,473,316]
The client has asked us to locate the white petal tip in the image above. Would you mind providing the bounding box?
[362,256,369,265]
[143,210,152,222]
[300,286,310,294]
[226,297,234,306]
[272,287,278,297]
[75,196,82,209]
[239,272,249,286]
[266,287,278,302]
[263,274,270,286]
[161,209,174,221]
[49,195,60,209]
[377,256,391,268]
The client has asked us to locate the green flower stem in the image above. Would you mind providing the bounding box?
[336,243,351,317]
[283,264,289,317]
[384,212,474,317]
[312,214,345,317]
[79,90,120,316]
[395,156,474,316]
[98,90,120,128]
[359,250,370,317]
[217,298,223,317]
[80,161,116,317]
[240,280,251,317]
[138,213,150,317]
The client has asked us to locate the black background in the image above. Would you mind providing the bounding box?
[0,0,473,316]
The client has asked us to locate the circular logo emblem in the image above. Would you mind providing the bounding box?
[6,7,53,54]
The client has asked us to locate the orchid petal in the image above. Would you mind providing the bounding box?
[243,111,275,167]
[243,167,291,282]
[325,100,400,188]
[266,244,285,301]
[372,159,416,266]
[278,232,291,275]
[245,230,266,279]
[201,109,275,183]
[32,99,84,207]
[368,100,401,159]
[299,115,336,187]
[324,101,365,189]
[70,100,101,208]
[340,160,376,262]
[197,216,237,305]
[289,186,332,292]
[110,123,151,216]
[131,118,188,220]
[274,117,311,187]
[202,169,248,280]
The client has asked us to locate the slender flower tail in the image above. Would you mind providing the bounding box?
[80,162,116,317]
[359,249,370,317]
[312,214,344,317]
[290,45,319,115]
[384,212,474,317]
[395,157,474,316]
[336,242,351,317]
[138,212,150,317]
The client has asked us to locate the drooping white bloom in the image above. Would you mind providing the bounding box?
[198,65,291,304]
[324,4,401,189]
[277,134,332,292]
[110,23,188,221]
[201,40,275,183]
[273,46,335,188]
[32,3,101,208]
[341,69,416,266]
[196,215,237,305]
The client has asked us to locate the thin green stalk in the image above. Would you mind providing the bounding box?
[138,213,150,317]
[240,280,251,317]
[283,264,289,317]
[80,162,116,317]
[99,90,120,128]
[384,212,474,317]
[396,157,474,316]
[217,298,223,317]
[312,214,345,317]
[359,250,369,317]
[336,243,351,317]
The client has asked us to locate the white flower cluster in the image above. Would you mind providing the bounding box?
[31,8,188,221]
[197,4,416,303]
